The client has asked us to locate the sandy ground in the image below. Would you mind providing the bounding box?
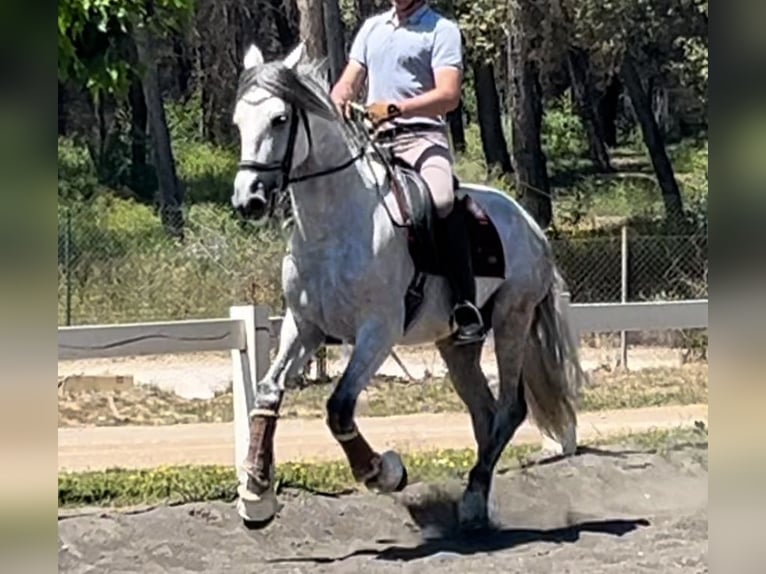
[58,341,687,399]
[58,439,708,573]
[57,404,707,472]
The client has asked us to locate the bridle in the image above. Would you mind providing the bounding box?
[237,104,365,194]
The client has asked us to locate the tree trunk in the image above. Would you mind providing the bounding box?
[58,81,67,136]
[270,0,298,50]
[597,75,620,147]
[621,55,683,223]
[134,18,185,239]
[446,99,466,154]
[473,61,513,176]
[567,47,612,172]
[172,32,192,98]
[323,0,346,83]
[128,75,150,200]
[509,2,551,228]
[297,0,327,60]
[357,0,378,19]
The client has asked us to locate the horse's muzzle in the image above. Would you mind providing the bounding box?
[234,179,270,221]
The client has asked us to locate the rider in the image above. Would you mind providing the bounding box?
[330,0,485,345]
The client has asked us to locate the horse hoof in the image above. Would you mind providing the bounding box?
[237,484,279,526]
[541,427,577,457]
[457,490,489,531]
[368,450,407,493]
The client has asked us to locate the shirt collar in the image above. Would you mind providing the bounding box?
[386,2,430,26]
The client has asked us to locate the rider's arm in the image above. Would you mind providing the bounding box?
[397,21,464,119]
[397,67,462,119]
[331,60,367,106]
[330,19,372,106]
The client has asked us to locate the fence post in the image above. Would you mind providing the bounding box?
[620,224,629,369]
[65,208,72,326]
[254,305,272,382]
[559,291,579,347]
[229,304,272,486]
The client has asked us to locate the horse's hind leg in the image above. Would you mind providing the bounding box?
[456,293,536,528]
[436,338,496,526]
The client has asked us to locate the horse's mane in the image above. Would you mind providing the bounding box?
[236,56,365,152]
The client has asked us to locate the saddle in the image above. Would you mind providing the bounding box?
[380,157,506,331]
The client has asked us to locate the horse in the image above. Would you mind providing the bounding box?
[230,41,587,530]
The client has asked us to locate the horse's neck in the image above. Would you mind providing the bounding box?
[288,122,380,250]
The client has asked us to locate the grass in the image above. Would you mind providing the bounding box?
[57,425,708,509]
[58,364,708,428]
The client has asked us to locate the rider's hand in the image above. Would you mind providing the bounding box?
[365,101,402,127]
[331,96,354,121]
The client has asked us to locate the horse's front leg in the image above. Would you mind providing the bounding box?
[325,316,407,493]
[238,308,325,524]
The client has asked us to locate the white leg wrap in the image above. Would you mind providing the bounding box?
[237,464,279,523]
[236,484,279,523]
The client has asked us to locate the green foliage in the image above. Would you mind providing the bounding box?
[175,141,238,204]
[58,0,194,97]
[453,0,508,64]
[58,137,101,201]
[58,196,287,325]
[563,0,708,90]
[541,96,588,159]
[59,465,237,507]
[166,91,205,144]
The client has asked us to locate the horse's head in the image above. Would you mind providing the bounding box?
[232,42,332,221]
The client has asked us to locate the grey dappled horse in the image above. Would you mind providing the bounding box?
[230,42,586,529]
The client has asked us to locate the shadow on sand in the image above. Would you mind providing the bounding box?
[266,517,650,564]
[514,445,648,471]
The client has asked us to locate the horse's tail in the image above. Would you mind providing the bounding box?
[523,269,588,451]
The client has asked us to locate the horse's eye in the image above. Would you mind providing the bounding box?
[272,114,288,127]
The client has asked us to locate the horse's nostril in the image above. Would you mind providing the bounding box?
[237,196,267,220]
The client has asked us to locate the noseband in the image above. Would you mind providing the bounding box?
[237,104,365,193]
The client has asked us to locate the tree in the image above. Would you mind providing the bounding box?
[621,54,683,222]
[323,0,346,83]
[297,0,327,60]
[133,9,185,238]
[567,47,612,171]
[509,0,552,227]
[447,99,467,153]
[453,0,514,177]
[58,0,192,235]
[562,0,708,223]
[473,61,514,176]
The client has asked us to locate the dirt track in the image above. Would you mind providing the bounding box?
[57,404,708,472]
[58,439,708,573]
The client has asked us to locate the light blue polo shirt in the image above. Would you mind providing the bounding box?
[349,3,463,127]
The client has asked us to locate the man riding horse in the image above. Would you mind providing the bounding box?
[330,0,484,345]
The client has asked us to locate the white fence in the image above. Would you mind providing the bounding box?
[58,296,707,485]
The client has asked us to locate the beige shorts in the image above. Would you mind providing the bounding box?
[388,129,455,218]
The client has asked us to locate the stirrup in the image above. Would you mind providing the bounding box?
[451,302,485,345]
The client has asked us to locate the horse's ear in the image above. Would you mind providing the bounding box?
[243,44,264,70]
[283,42,307,69]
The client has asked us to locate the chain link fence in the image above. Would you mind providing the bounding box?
[57,201,286,326]
[550,229,708,304]
[57,202,707,327]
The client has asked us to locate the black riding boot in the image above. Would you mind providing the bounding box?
[441,201,485,345]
